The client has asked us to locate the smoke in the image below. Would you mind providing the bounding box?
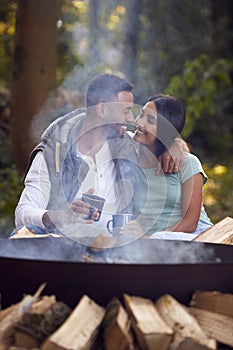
[0,235,219,265]
[30,88,84,143]
[103,238,217,264]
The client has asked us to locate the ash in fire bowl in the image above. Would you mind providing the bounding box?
[0,236,232,264]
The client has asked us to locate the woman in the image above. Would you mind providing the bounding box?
[130,94,212,238]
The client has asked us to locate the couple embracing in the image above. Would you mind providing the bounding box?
[13,73,212,243]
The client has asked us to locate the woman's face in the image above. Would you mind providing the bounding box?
[133,101,157,148]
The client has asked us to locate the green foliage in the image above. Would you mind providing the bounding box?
[0,0,232,235]
[203,162,233,224]
[0,0,16,87]
[0,0,85,87]
[0,166,23,237]
[165,54,233,140]
[166,54,233,223]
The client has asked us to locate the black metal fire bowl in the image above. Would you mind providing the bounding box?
[0,237,232,309]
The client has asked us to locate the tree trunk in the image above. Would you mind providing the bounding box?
[121,0,142,84]
[206,0,233,59]
[88,0,100,67]
[11,0,60,172]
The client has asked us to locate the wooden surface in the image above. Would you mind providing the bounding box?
[193,217,233,245]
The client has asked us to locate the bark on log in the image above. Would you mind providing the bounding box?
[103,298,135,350]
[0,284,46,350]
[14,298,71,348]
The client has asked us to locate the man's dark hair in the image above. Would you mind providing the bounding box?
[85,73,134,108]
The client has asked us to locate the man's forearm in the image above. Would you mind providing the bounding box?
[42,210,68,232]
[42,211,57,231]
[15,203,47,229]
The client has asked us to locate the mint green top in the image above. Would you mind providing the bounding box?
[135,152,212,235]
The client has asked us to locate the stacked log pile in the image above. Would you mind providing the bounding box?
[0,286,232,350]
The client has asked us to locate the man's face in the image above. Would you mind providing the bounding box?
[116,91,134,125]
[105,91,134,124]
[104,91,134,138]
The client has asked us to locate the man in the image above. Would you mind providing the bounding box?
[14,73,181,239]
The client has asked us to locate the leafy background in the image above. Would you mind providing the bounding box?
[0,0,232,237]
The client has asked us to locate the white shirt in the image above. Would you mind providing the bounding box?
[15,142,118,231]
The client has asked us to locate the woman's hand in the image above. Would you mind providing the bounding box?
[119,220,144,237]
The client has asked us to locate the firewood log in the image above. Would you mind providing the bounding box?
[13,298,71,348]
[0,304,21,323]
[156,294,216,350]
[0,303,21,350]
[123,294,173,350]
[9,347,40,350]
[190,290,233,318]
[193,216,233,245]
[189,307,233,348]
[0,284,46,350]
[41,294,105,350]
[103,298,135,350]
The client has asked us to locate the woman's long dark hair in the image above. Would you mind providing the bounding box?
[147,94,186,157]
